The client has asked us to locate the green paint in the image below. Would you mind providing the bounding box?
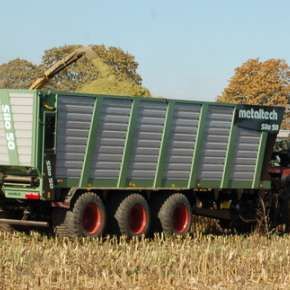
[153,101,175,188]
[3,187,40,199]
[31,92,37,167]
[79,97,103,187]
[252,131,268,188]
[199,180,271,189]
[220,107,237,188]
[117,99,139,187]
[60,178,118,188]
[188,104,209,188]
[56,176,271,191]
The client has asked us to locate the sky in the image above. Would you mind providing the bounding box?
[0,0,290,101]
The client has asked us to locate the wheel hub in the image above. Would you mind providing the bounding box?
[82,203,101,234]
[129,204,147,234]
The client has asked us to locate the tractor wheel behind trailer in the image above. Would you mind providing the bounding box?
[52,192,106,237]
[158,193,192,235]
[110,193,151,237]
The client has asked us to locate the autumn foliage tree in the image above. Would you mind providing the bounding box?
[0,59,40,89]
[217,58,290,107]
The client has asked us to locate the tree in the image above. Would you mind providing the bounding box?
[40,45,98,91]
[0,45,150,96]
[217,58,290,107]
[38,44,148,94]
[0,59,40,89]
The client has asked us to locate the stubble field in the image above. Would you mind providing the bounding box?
[0,220,290,290]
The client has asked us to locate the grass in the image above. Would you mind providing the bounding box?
[0,221,290,289]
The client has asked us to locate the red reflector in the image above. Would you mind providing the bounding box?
[25,192,40,200]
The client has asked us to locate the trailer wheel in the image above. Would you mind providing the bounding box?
[53,192,106,237]
[158,193,192,234]
[113,193,150,237]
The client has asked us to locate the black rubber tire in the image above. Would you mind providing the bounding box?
[158,193,192,234]
[53,192,106,237]
[112,193,150,237]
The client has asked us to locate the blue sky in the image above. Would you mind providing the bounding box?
[0,0,289,101]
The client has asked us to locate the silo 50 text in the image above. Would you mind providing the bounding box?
[1,104,16,150]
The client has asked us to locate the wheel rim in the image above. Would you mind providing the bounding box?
[129,204,148,235]
[82,203,102,235]
[173,204,190,233]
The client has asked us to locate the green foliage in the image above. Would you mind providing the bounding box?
[0,45,150,96]
[41,45,96,91]
[90,45,143,85]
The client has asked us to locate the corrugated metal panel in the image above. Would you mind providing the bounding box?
[9,92,34,165]
[199,106,234,180]
[52,93,273,188]
[231,128,261,181]
[56,96,94,179]
[164,103,201,181]
[90,98,132,179]
[128,101,167,180]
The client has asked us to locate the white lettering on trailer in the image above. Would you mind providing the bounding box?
[1,104,16,150]
[238,108,278,121]
[46,160,54,189]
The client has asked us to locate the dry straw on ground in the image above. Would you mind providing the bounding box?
[0,221,290,290]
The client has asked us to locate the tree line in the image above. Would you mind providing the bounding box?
[0,44,150,96]
[1,45,289,124]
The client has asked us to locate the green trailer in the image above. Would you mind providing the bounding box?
[0,89,284,236]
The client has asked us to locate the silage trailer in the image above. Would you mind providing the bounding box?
[0,89,285,236]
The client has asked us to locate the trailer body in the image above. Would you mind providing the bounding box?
[0,89,285,236]
[0,89,283,198]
